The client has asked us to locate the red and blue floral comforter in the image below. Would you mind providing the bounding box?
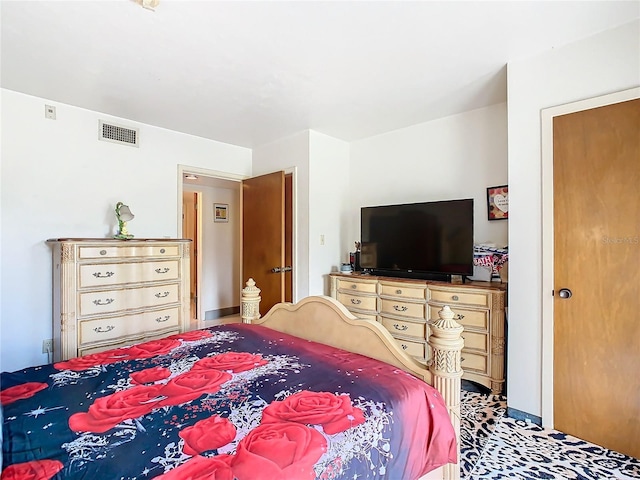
[1,324,456,480]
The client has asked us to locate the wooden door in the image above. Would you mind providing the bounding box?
[182,191,198,321]
[242,171,286,315]
[553,98,639,458]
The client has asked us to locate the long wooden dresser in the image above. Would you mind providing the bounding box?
[330,273,506,394]
[48,238,191,362]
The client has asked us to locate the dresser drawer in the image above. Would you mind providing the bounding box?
[78,329,181,357]
[352,312,378,322]
[79,260,179,288]
[79,307,180,345]
[78,245,180,259]
[461,330,488,352]
[337,292,377,312]
[394,337,426,359]
[336,279,377,294]
[381,298,425,319]
[79,283,180,316]
[429,288,489,308]
[381,316,427,339]
[380,282,427,300]
[429,305,489,331]
[461,352,488,374]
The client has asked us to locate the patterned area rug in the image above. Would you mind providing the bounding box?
[469,417,640,479]
[461,390,640,479]
[460,390,507,478]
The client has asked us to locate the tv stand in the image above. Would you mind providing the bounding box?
[329,272,506,394]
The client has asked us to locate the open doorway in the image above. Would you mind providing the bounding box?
[180,169,242,327]
[178,166,294,327]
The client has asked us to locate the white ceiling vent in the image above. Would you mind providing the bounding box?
[98,120,139,147]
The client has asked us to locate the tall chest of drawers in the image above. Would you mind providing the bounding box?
[330,273,506,394]
[48,239,191,362]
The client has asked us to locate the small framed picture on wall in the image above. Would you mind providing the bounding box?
[487,185,508,220]
[214,203,229,223]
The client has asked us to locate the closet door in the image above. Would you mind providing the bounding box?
[553,98,639,458]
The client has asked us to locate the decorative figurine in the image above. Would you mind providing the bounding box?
[114,202,135,239]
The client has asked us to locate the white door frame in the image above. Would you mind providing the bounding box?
[540,87,639,428]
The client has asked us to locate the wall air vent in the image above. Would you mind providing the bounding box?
[98,120,139,147]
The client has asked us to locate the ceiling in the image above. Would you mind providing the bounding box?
[2,1,638,149]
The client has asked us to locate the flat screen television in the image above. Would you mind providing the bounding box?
[360,199,474,280]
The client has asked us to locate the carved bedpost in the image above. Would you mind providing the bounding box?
[241,278,261,324]
[429,305,464,480]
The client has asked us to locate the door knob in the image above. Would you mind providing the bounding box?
[271,267,281,273]
[557,288,572,299]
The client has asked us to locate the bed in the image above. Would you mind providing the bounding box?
[1,279,464,480]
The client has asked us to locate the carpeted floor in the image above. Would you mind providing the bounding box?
[460,387,640,479]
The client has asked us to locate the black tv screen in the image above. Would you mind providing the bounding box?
[360,199,474,278]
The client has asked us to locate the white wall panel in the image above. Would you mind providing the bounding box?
[0,89,251,372]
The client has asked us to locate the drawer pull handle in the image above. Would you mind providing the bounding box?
[350,298,362,305]
[92,271,115,278]
[451,295,459,301]
[99,250,107,256]
[396,289,402,294]
[93,325,115,333]
[160,249,166,254]
[456,314,465,320]
[350,284,357,290]
[155,291,170,298]
[393,323,408,331]
[155,268,170,274]
[401,344,408,350]
[155,315,170,323]
[93,298,114,306]
[393,305,408,312]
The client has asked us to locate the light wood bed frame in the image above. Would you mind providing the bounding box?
[241,278,463,480]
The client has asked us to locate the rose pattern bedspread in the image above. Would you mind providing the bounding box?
[1,324,456,479]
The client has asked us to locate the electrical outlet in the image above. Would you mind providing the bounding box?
[42,339,53,354]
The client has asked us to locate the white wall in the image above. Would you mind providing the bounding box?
[347,103,509,250]
[0,89,251,372]
[184,183,240,316]
[507,20,640,418]
[308,131,350,295]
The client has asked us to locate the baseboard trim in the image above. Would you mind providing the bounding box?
[205,306,240,320]
[506,407,542,426]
